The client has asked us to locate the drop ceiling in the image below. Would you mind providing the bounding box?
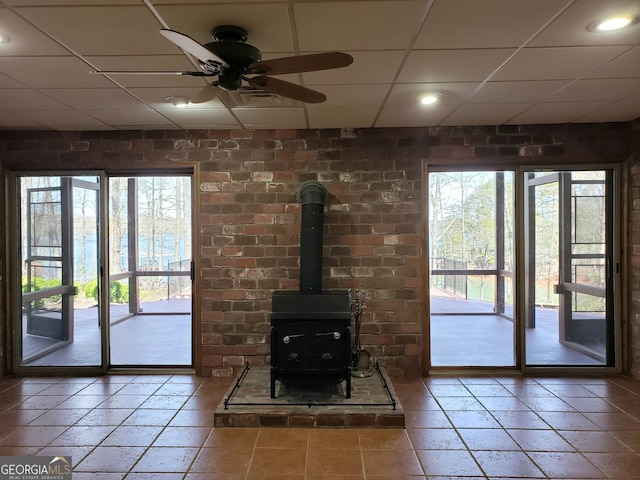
[0,0,639,131]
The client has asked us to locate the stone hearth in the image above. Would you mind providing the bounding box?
[214,365,404,428]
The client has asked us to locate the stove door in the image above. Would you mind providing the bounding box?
[274,321,312,370]
[310,321,348,371]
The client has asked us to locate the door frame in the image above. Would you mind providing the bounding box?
[424,164,518,372]
[107,174,195,368]
[8,168,199,375]
[10,171,110,375]
[422,160,623,375]
[518,164,622,374]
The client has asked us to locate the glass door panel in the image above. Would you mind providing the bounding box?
[19,176,103,367]
[108,176,193,367]
[524,170,613,366]
[428,171,515,367]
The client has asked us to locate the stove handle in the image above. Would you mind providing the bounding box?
[316,331,341,340]
[282,333,306,344]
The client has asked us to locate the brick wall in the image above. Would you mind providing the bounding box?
[0,123,636,378]
[628,119,640,380]
[197,128,423,377]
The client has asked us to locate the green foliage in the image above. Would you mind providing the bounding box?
[109,281,129,304]
[83,280,129,303]
[22,276,63,307]
[83,280,98,300]
[22,275,62,294]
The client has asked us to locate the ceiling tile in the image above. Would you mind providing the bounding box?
[86,109,174,127]
[415,0,568,49]
[307,106,379,128]
[3,1,140,5]
[294,1,427,51]
[387,82,480,106]
[0,57,114,88]
[442,103,535,126]
[376,104,457,127]
[0,72,27,88]
[155,3,293,53]
[575,99,640,123]
[546,78,640,102]
[0,8,70,55]
[530,0,640,47]
[129,87,226,109]
[40,88,152,110]
[303,51,405,85]
[0,88,71,110]
[399,49,516,83]
[507,101,611,124]
[85,56,208,88]
[232,107,307,129]
[15,5,168,55]
[493,46,631,81]
[159,108,241,129]
[308,84,389,107]
[16,109,112,128]
[468,80,572,103]
[0,0,638,130]
[587,46,640,78]
[0,111,42,128]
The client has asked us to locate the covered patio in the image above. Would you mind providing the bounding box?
[430,288,604,367]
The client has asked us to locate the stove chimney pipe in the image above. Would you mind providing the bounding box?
[298,181,327,294]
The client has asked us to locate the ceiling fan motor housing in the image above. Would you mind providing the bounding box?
[204,25,262,79]
[218,69,243,91]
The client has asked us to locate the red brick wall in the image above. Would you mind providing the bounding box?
[628,119,640,380]
[0,123,636,378]
[197,128,424,377]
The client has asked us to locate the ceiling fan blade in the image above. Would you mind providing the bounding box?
[191,82,222,104]
[90,70,211,76]
[160,29,229,69]
[248,52,353,75]
[247,76,326,103]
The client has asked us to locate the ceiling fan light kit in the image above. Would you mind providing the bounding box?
[166,96,190,108]
[93,25,353,106]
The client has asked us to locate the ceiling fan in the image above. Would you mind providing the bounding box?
[92,25,353,104]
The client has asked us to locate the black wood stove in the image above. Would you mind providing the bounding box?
[270,182,351,398]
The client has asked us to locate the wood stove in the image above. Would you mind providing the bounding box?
[270,182,352,398]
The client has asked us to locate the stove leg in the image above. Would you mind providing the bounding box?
[270,367,276,399]
[345,369,351,399]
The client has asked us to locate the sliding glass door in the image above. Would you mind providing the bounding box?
[428,171,516,367]
[108,176,193,366]
[18,175,104,368]
[14,173,193,372]
[523,170,616,367]
[426,166,619,371]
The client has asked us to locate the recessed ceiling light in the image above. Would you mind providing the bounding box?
[166,96,190,107]
[0,33,11,44]
[589,15,635,32]
[420,93,440,105]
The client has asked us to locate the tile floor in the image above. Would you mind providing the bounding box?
[1,373,640,479]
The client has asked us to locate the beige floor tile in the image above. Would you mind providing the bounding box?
[362,448,424,476]
[528,451,605,478]
[189,446,253,474]
[1,373,640,479]
[473,451,544,477]
[307,448,364,475]
[249,447,307,475]
[416,449,483,477]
